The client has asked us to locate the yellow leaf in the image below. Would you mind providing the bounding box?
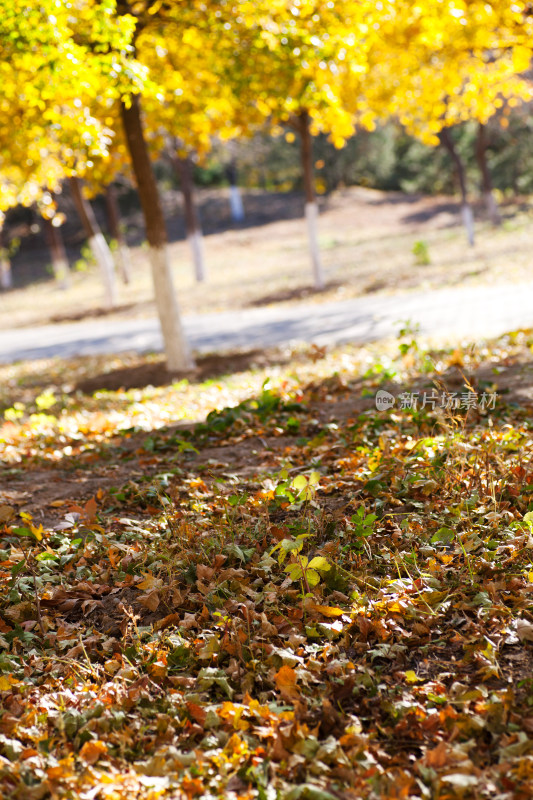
[136,574,164,592]
[308,556,330,572]
[310,604,344,617]
[104,659,121,675]
[405,670,420,684]
[30,524,43,542]
[0,674,16,691]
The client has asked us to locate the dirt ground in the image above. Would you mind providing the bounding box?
[2,186,533,330]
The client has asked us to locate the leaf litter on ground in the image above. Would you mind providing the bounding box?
[1,329,533,798]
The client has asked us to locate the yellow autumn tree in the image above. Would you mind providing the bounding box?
[355,0,533,241]
[136,8,244,283]
[201,0,374,289]
[0,0,138,295]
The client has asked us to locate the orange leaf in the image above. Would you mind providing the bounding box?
[186,701,207,726]
[84,497,97,520]
[182,776,204,798]
[20,748,39,760]
[274,665,299,701]
[79,740,108,765]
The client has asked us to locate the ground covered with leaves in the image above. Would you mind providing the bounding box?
[1,330,533,799]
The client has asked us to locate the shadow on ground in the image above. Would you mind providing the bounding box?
[249,282,342,308]
[74,347,293,393]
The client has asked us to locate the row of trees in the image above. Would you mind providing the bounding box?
[231,113,531,197]
[1,0,533,369]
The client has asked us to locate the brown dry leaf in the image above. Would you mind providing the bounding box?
[154,612,181,631]
[260,613,277,636]
[186,702,207,726]
[275,665,300,702]
[271,525,289,541]
[79,740,108,765]
[180,612,198,630]
[197,564,214,581]
[270,730,291,762]
[0,505,15,523]
[137,591,160,611]
[4,601,33,622]
[423,741,450,768]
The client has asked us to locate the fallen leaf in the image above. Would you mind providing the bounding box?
[275,665,299,702]
[0,505,15,523]
[516,619,533,642]
[137,574,164,592]
[79,740,108,765]
[137,591,161,611]
[154,612,181,631]
[309,603,344,618]
[0,674,17,691]
[186,702,207,726]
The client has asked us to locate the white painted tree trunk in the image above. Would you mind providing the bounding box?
[88,233,118,308]
[0,255,12,290]
[149,245,192,371]
[187,230,207,282]
[115,243,132,284]
[305,201,325,289]
[229,186,245,222]
[483,191,501,226]
[51,255,70,289]
[460,203,475,247]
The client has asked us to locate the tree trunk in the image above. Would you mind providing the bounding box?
[69,176,118,307]
[120,94,192,371]
[439,127,475,246]
[226,160,245,222]
[0,225,13,290]
[476,123,501,226]
[299,111,325,289]
[42,217,70,289]
[173,155,207,282]
[105,184,132,284]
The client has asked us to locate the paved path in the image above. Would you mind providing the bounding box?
[1,281,532,364]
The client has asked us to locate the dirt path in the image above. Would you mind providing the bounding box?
[1,277,533,364]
